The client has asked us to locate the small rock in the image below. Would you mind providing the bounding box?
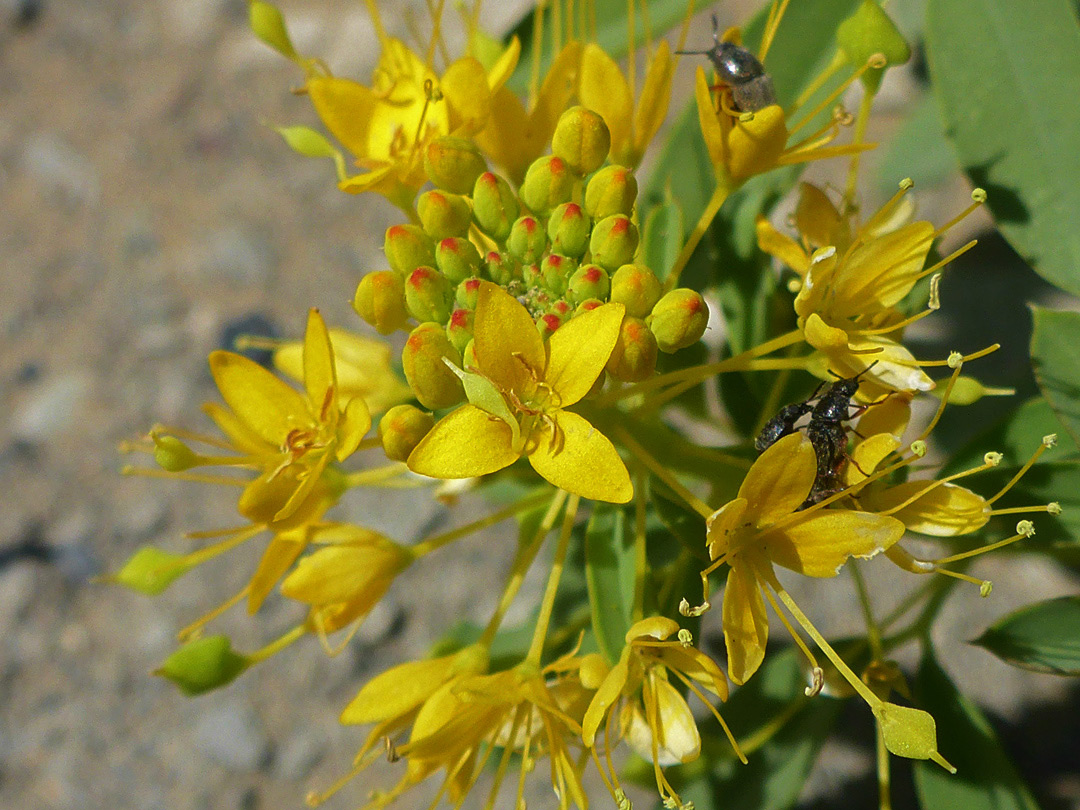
[198,226,277,286]
[10,373,90,443]
[274,731,326,780]
[0,565,37,629]
[194,701,271,772]
[21,132,100,208]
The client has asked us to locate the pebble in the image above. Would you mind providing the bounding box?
[198,226,277,286]
[0,565,37,628]
[274,731,327,781]
[10,373,90,444]
[20,132,100,209]
[193,700,271,772]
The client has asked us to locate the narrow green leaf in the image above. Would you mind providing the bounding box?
[926,0,1080,296]
[974,596,1080,675]
[1031,306,1080,449]
[642,194,684,283]
[584,504,635,664]
[913,653,1042,809]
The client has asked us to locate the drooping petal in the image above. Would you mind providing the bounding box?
[632,40,674,161]
[832,221,933,314]
[694,67,726,173]
[407,404,519,478]
[336,396,372,460]
[658,646,729,701]
[737,433,817,526]
[246,530,306,613]
[846,432,902,484]
[705,497,749,561]
[802,312,851,352]
[273,446,333,523]
[727,104,787,181]
[794,182,844,249]
[341,654,460,725]
[869,482,990,536]
[208,351,311,445]
[442,57,492,135]
[627,616,680,643]
[759,510,905,577]
[839,335,935,392]
[579,44,633,156]
[303,308,336,411]
[856,394,911,438]
[624,679,700,765]
[545,302,625,406]
[472,282,546,393]
[722,558,768,685]
[485,36,520,93]
[582,655,630,746]
[527,410,632,503]
[306,76,376,157]
[756,215,810,276]
[201,402,274,456]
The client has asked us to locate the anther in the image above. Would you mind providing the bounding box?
[947,351,964,369]
[1043,433,1058,448]
[738,111,755,123]
[899,177,914,191]
[928,274,942,310]
[805,666,824,697]
[984,451,1003,466]
[681,600,710,617]
[1017,520,1035,538]
[1048,502,1062,516]
[971,188,987,203]
[910,440,927,457]
[868,53,887,69]
[979,580,993,597]
[677,628,693,647]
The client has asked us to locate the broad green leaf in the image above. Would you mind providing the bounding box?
[1031,306,1080,449]
[913,653,1042,810]
[926,0,1080,296]
[584,504,635,664]
[875,92,958,192]
[642,193,684,283]
[974,596,1080,675]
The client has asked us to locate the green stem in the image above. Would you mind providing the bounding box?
[850,564,883,660]
[245,624,306,665]
[526,493,580,664]
[632,468,648,623]
[411,490,551,558]
[662,182,732,294]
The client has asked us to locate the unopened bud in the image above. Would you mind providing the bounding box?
[404,266,453,324]
[109,545,192,595]
[418,190,473,240]
[551,106,611,175]
[446,307,475,354]
[402,322,465,409]
[379,404,435,462]
[455,277,483,310]
[354,271,409,334]
[575,298,605,315]
[435,237,482,284]
[482,251,520,286]
[155,635,248,696]
[520,155,575,218]
[547,202,591,257]
[472,172,519,241]
[384,224,436,277]
[536,311,565,340]
[424,136,487,194]
[607,316,658,382]
[152,434,198,472]
[540,254,576,296]
[507,216,548,263]
[590,215,639,271]
[584,165,637,219]
[984,451,1003,466]
[610,263,661,318]
[837,0,910,93]
[648,289,710,352]
[567,264,610,304]
[521,263,543,288]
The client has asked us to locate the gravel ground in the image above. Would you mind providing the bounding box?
[2,2,1078,810]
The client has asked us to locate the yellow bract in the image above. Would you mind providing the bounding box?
[408,283,633,503]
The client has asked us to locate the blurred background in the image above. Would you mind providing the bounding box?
[1,1,1077,808]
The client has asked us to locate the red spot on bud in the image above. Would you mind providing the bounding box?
[521,217,538,234]
[463,278,482,293]
[386,224,408,241]
[548,157,566,176]
[624,319,645,340]
[580,300,602,312]
[450,309,469,328]
[583,267,602,283]
[440,238,460,254]
[541,313,562,332]
[560,203,582,220]
[478,172,498,188]
[609,216,630,235]
[486,251,501,262]
[408,266,437,289]
[552,301,571,316]
[547,255,564,269]
[405,333,424,351]
[682,296,703,314]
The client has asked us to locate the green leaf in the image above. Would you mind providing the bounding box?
[974,596,1080,675]
[926,0,1080,296]
[913,653,1042,809]
[642,193,684,284]
[875,92,958,192]
[1031,306,1080,449]
[584,504,634,665]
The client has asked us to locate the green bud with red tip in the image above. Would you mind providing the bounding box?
[540,254,575,296]
[155,635,249,696]
[436,237,482,284]
[354,270,409,334]
[610,263,662,318]
[385,224,436,277]
[402,322,465,409]
[648,289,710,352]
[584,165,638,220]
[405,266,453,324]
[522,263,542,288]
[455,277,483,309]
[607,316,658,382]
[536,311,565,340]
[575,298,604,316]
[472,172,519,241]
[547,202,591,257]
[567,263,610,304]
[424,136,487,194]
[507,216,548,264]
[590,214,639,271]
[108,545,193,595]
[379,404,435,462]
[446,307,475,354]
[520,155,575,218]
[483,251,520,286]
[418,190,473,240]
[551,106,611,175]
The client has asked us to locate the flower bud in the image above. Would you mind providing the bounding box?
[446,307,475,354]
[379,404,435,462]
[551,106,611,175]
[507,216,548,264]
[109,545,192,595]
[405,266,453,324]
[435,237,482,284]
[402,322,465,409]
[354,271,409,334]
[610,263,662,318]
[589,214,639,271]
[567,263,610,304]
[455,277,483,309]
[424,136,487,194]
[607,316,658,382]
[385,224,436,277]
[472,172,519,241]
[520,155,575,218]
[648,289,710,352]
[584,165,637,219]
[536,311,565,340]
[418,190,473,240]
[152,434,198,472]
[540,254,576,296]
[547,202,591,257]
[575,298,605,316]
[521,263,543,288]
[155,635,248,696]
[483,251,520,286]
[837,0,910,93]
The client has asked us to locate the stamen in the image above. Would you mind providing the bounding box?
[177,586,249,641]
[934,528,1030,565]
[788,54,884,136]
[915,240,978,283]
[615,427,713,519]
[153,422,237,451]
[121,465,247,486]
[762,583,822,693]
[759,0,793,62]
[985,440,1053,505]
[931,188,987,240]
[671,669,747,763]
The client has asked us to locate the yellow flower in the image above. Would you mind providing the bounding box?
[407,282,633,503]
[705,433,905,684]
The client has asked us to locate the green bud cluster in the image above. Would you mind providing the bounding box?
[353,108,711,407]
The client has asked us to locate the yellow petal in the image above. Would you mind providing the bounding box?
[737,433,817,526]
[273,447,333,523]
[246,530,306,613]
[341,654,458,725]
[625,680,700,765]
[627,616,680,643]
[280,536,404,605]
[759,510,905,577]
[856,395,911,439]
[841,335,935,392]
[659,646,729,700]
[727,104,787,181]
[201,402,273,456]
[723,558,768,685]
[442,56,492,135]
[475,86,533,183]
[794,182,843,249]
[705,497,749,561]
[847,432,902,484]
[531,42,583,143]
[306,76,376,157]
[632,40,674,160]
[756,215,810,275]
[545,302,625,406]
[579,43,632,156]
[528,410,632,503]
[486,36,520,93]
[802,312,851,352]
[833,221,933,314]
[582,656,629,746]
[208,351,311,445]
[336,397,371,461]
[694,67,726,171]
[473,282,546,393]
[407,404,519,478]
[303,308,336,410]
[870,481,990,536]
[337,164,396,194]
